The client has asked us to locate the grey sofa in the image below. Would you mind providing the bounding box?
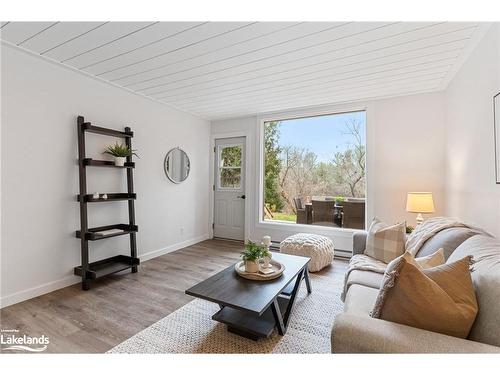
[331,227,500,353]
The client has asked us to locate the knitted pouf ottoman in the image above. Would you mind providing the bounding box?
[280,233,334,272]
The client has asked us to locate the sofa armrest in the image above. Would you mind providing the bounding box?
[331,313,500,353]
[352,231,367,255]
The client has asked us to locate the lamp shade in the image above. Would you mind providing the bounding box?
[406,192,435,213]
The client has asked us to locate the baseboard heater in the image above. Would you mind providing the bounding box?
[270,241,352,259]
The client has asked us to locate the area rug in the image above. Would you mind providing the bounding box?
[108,270,344,353]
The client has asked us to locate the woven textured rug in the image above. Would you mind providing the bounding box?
[109,270,344,354]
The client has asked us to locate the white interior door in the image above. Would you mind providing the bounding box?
[213,137,246,241]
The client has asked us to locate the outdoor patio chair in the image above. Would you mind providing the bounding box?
[294,197,308,224]
[312,200,337,227]
[342,199,366,229]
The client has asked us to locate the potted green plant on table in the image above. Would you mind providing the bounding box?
[103,142,139,166]
[241,241,265,273]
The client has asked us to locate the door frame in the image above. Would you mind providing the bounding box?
[209,131,250,241]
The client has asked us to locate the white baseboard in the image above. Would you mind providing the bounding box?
[0,275,80,309]
[139,234,210,262]
[0,234,211,309]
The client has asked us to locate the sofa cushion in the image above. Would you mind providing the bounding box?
[345,249,444,296]
[371,254,478,339]
[341,253,387,302]
[349,253,387,269]
[344,284,379,316]
[447,235,500,347]
[416,227,479,260]
[346,269,384,291]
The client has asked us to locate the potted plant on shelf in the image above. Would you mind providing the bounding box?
[241,240,265,273]
[103,142,139,166]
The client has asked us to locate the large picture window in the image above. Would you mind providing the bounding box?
[263,111,366,230]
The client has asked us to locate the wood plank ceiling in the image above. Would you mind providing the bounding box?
[0,22,486,120]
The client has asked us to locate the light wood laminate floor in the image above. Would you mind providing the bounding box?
[0,239,347,353]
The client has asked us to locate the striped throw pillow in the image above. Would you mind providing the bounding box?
[364,218,406,263]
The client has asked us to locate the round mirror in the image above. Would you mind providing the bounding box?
[164,148,190,183]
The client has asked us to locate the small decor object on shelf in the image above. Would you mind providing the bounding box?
[103,142,139,167]
[93,192,99,199]
[406,225,414,234]
[101,193,108,200]
[97,228,123,236]
[241,240,264,273]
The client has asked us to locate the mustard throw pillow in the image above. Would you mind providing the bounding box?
[371,254,478,338]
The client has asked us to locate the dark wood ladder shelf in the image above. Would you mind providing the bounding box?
[74,255,140,279]
[83,158,135,168]
[76,224,138,241]
[77,193,137,202]
[82,122,133,138]
[75,116,139,290]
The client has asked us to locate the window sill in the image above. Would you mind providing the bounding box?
[256,219,365,237]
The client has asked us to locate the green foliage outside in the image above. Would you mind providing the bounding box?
[264,121,283,211]
[219,145,242,188]
[220,145,241,166]
[271,212,297,222]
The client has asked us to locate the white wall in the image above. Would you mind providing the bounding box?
[1,44,211,307]
[211,92,446,252]
[444,24,500,237]
[371,93,446,225]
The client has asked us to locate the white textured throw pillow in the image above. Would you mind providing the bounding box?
[415,247,445,268]
[364,218,406,263]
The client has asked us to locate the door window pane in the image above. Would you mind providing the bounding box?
[220,168,241,188]
[219,145,242,167]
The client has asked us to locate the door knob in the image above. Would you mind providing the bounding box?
[237,195,246,199]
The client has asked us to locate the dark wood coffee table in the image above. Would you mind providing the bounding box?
[185,252,311,340]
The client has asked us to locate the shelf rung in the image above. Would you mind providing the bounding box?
[82,122,133,138]
[82,158,135,169]
[76,224,138,240]
[77,193,136,202]
[74,255,140,279]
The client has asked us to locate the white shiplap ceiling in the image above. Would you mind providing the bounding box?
[0,21,489,120]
